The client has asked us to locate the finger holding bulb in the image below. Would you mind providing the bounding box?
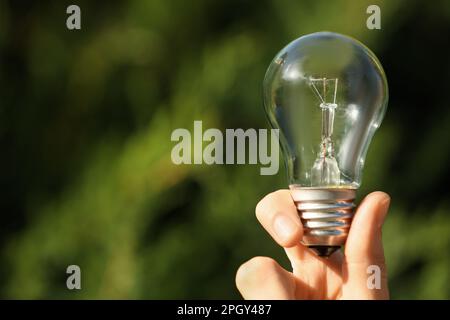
[236,190,391,300]
[255,190,303,247]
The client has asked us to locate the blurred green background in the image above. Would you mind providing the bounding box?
[0,0,449,299]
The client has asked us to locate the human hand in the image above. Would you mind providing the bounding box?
[235,190,391,299]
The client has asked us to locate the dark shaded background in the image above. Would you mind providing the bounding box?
[0,0,449,298]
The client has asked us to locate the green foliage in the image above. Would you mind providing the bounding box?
[0,0,449,299]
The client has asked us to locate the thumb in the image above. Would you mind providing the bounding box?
[341,191,391,299]
[236,256,296,299]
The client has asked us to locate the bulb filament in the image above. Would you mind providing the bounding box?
[310,78,341,186]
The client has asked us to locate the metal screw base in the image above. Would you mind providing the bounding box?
[290,187,356,257]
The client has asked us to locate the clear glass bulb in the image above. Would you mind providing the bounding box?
[263,32,388,257]
[263,32,388,189]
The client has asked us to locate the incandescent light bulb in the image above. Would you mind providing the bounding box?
[263,32,388,257]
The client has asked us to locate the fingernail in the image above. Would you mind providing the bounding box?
[273,215,297,242]
[382,197,390,210]
[378,195,391,227]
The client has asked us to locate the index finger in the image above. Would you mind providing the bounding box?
[255,190,303,248]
